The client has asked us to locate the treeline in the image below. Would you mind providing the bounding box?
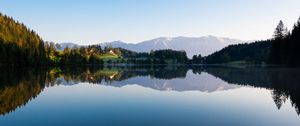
[202,41,272,64]
[192,17,300,66]
[44,42,122,65]
[0,13,46,66]
[118,48,189,64]
[44,43,189,65]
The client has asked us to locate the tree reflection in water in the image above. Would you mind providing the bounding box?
[0,66,299,115]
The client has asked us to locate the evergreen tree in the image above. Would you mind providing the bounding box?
[271,20,289,64]
[273,20,288,40]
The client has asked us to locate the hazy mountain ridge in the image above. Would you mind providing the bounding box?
[101,36,244,57]
[59,36,244,57]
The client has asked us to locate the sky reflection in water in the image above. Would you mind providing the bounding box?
[0,66,299,126]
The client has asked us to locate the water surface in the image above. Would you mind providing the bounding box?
[0,66,299,126]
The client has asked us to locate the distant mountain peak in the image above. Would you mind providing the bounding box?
[59,35,244,57]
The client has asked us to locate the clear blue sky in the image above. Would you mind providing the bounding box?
[1,0,300,45]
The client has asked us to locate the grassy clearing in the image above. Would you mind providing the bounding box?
[99,54,120,60]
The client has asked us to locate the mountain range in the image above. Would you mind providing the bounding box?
[59,35,245,57]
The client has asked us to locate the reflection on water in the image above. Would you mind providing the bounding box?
[0,67,47,115]
[0,66,299,125]
[202,66,300,114]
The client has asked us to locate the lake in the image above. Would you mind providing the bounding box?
[0,66,299,126]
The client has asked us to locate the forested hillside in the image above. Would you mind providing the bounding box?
[271,19,300,65]
[0,13,45,65]
[197,17,300,66]
[203,41,271,64]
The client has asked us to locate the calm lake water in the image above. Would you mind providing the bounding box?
[0,66,299,126]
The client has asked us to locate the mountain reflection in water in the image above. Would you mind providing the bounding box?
[0,66,299,116]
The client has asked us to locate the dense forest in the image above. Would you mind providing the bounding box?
[271,19,300,65]
[0,13,46,65]
[118,48,188,64]
[194,17,300,66]
[202,41,272,64]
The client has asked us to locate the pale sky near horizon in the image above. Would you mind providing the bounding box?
[1,0,300,45]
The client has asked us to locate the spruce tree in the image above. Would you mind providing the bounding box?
[272,20,288,64]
